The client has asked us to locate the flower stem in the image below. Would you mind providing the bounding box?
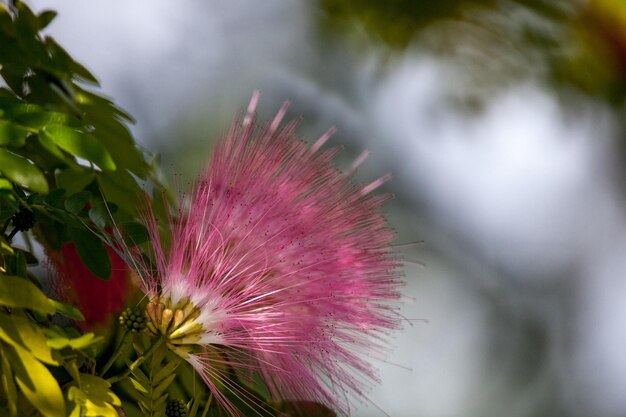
[100,330,129,377]
[107,337,164,384]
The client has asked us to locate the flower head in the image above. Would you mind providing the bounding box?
[136,92,403,416]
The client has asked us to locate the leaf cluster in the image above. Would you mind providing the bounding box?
[0,1,167,416]
[0,274,107,417]
[0,0,167,277]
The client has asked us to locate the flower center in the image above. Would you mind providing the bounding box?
[145,295,205,346]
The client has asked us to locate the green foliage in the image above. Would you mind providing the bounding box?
[318,0,626,105]
[0,273,105,417]
[127,339,180,417]
[0,1,172,416]
[7,342,65,417]
[0,0,169,278]
[67,374,121,417]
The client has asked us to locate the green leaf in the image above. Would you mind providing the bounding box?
[67,227,111,279]
[0,275,55,314]
[129,377,149,394]
[41,125,116,171]
[64,190,91,214]
[80,374,121,405]
[153,373,176,398]
[129,363,150,386]
[88,201,109,229]
[0,177,12,192]
[0,237,13,255]
[46,332,102,350]
[55,168,95,194]
[0,343,18,417]
[0,312,58,365]
[0,99,41,119]
[6,343,65,417]
[44,188,65,208]
[36,131,67,160]
[43,38,100,86]
[14,111,82,129]
[36,205,84,228]
[37,10,57,29]
[0,120,29,147]
[153,357,181,386]
[13,248,38,266]
[47,299,85,321]
[119,221,149,246]
[97,170,143,215]
[0,148,48,193]
[13,250,26,277]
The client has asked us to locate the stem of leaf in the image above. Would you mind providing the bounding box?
[0,219,10,236]
[6,228,18,242]
[100,329,129,377]
[22,230,34,256]
[107,337,165,384]
[200,393,213,417]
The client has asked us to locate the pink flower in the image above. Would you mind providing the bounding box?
[138,92,403,416]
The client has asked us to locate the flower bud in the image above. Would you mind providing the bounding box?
[165,399,187,417]
[119,307,147,333]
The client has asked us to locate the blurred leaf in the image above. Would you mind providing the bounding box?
[0,275,55,314]
[36,205,85,229]
[0,178,12,192]
[55,168,95,195]
[0,98,40,119]
[68,374,121,417]
[44,37,99,85]
[46,332,102,350]
[13,251,26,277]
[88,201,109,229]
[44,188,66,208]
[0,237,14,255]
[13,248,38,265]
[5,343,65,417]
[47,299,85,321]
[37,10,57,30]
[75,88,151,178]
[36,131,67,161]
[153,372,176,398]
[41,125,116,171]
[0,148,48,193]
[0,343,18,417]
[64,190,91,214]
[0,120,29,147]
[319,0,464,48]
[119,221,149,246]
[98,170,143,215]
[0,312,58,365]
[67,227,111,279]
[153,357,181,387]
[14,110,82,129]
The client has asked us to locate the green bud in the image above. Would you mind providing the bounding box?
[119,307,147,333]
[165,399,187,417]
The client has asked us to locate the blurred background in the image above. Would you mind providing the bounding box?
[30,1,626,416]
